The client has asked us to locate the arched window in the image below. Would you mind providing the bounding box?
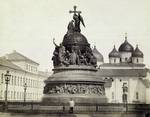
[136,92,139,100]
[120,58,122,62]
[137,58,139,63]
[114,59,116,63]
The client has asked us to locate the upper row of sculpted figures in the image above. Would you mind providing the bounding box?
[52,39,97,67]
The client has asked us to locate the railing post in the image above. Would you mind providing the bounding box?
[96,104,98,112]
[62,104,65,112]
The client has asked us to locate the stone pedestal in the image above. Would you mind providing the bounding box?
[42,65,107,105]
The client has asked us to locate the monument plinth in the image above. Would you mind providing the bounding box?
[42,6,107,105]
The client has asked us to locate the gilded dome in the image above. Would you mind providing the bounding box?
[118,39,134,52]
[92,46,104,62]
[132,45,143,58]
[62,32,89,52]
[109,46,120,58]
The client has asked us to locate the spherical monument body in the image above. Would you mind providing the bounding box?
[42,6,107,105]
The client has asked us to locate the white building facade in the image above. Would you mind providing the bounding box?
[0,50,49,102]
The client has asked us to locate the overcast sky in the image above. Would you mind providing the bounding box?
[0,0,150,71]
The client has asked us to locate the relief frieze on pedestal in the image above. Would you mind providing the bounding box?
[44,84,105,96]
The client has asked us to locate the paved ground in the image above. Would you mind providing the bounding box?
[0,112,146,117]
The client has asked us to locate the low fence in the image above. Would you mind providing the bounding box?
[0,101,150,114]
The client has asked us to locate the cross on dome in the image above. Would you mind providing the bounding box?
[69,5,81,15]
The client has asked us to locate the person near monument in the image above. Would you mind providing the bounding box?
[69,98,75,113]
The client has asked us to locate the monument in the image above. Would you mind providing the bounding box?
[42,6,107,105]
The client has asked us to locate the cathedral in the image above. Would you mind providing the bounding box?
[93,34,150,104]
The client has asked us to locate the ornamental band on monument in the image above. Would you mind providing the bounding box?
[44,84,105,95]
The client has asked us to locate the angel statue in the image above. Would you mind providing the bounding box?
[69,6,85,33]
[73,13,85,32]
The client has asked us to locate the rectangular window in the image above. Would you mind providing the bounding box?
[20,77,22,86]
[35,67,37,72]
[26,64,29,70]
[31,80,32,87]
[29,65,30,71]
[14,76,16,85]
[18,76,20,86]
[11,91,13,99]
[23,77,25,84]
[1,73,4,83]
[14,91,16,100]
[29,79,30,87]
[112,92,114,99]
[31,66,32,71]
[12,76,13,85]
[17,92,19,99]
[0,90,3,99]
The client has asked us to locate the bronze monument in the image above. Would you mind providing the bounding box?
[42,6,107,105]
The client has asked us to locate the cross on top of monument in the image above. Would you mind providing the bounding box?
[69,5,81,14]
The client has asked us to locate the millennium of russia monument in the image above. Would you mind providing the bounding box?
[42,6,107,105]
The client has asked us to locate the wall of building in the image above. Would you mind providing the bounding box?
[105,77,147,104]
[109,57,120,64]
[146,72,150,104]
[105,78,126,103]
[0,65,48,102]
[132,57,143,64]
[128,78,146,103]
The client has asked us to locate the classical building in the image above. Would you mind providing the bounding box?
[93,34,150,104]
[0,50,49,102]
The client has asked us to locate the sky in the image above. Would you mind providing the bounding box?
[0,0,150,71]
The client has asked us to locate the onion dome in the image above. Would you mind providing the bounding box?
[109,45,120,58]
[132,45,143,58]
[92,46,104,62]
[118,34,134,52]
[62,32,90,52]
